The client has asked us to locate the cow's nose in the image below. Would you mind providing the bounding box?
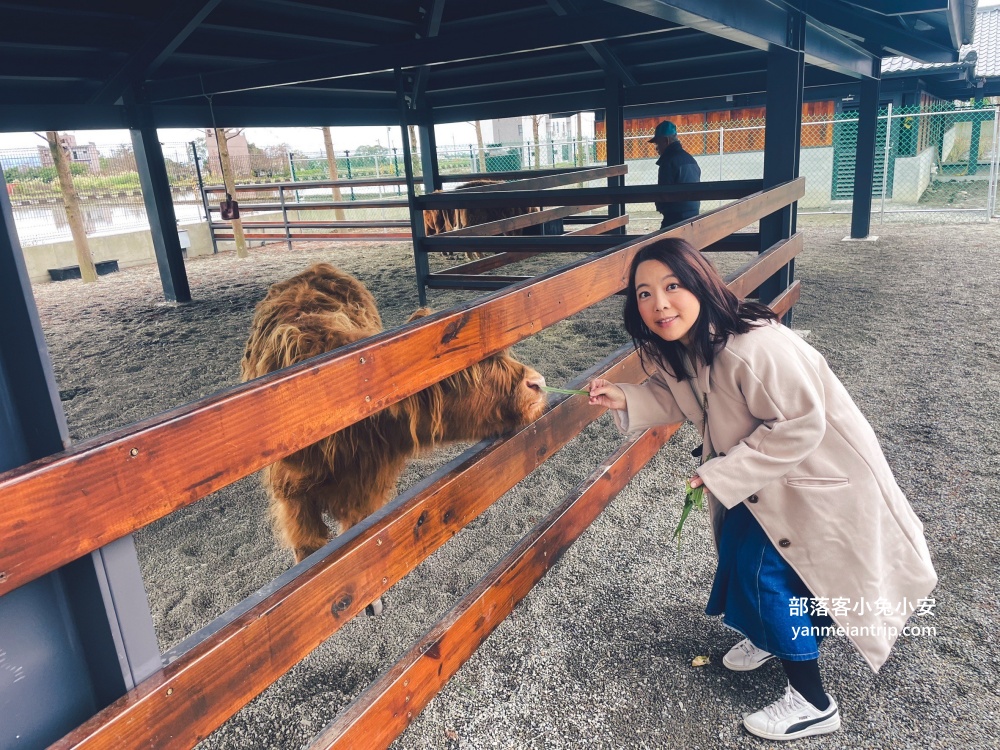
[525,372,546,391]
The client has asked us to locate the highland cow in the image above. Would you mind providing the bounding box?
[423,179,540,260]
[241,263,547,567]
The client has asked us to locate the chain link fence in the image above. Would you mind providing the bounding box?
[617,102,999,224]
[1,141,204,246]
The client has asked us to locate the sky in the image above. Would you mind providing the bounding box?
[0,122,489,154]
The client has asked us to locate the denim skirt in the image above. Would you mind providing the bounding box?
[705,502,834,660]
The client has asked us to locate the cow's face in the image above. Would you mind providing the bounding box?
[440,351,547,440]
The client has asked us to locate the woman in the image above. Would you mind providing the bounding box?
[588,238,937,741]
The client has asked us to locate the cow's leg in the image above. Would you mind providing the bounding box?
[270,491,330,564]
[325,456,407,617]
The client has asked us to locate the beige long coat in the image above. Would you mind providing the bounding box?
[613,321,937,672]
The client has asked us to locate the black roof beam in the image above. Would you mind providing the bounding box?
[843,1,948,15]
[146,9,682,102]
[412,0,446,108]
[788,0,959,61]
[601,0,877,78]
[439,6,553,33]
[546,0,637,86]
[613,32,744,66]
[0,2,150,23]
[427,50,594,93]
[0,104,130,132]
[429,71,605,101]
[194,22,373,50]
[631,49,766,83]
[0,13,145,47]
[431,90,609,124]
[627,71,769,106]
[427,47,589,82]
[154,103,400,128]
[164,51,281,68]
[242,0,417,33]
[89,0,223,105]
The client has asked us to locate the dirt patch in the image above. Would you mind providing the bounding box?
[919,179,991,210]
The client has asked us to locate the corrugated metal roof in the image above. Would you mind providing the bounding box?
[883,7,1000,78]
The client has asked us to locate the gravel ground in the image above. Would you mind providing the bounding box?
[30,216,1000,749]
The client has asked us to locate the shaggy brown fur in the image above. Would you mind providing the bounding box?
[241,263,547,562]
[423,179,540,260]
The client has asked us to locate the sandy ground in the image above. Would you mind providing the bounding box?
[29,214,1000,749]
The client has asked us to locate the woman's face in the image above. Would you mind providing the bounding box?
[634,259,701,347]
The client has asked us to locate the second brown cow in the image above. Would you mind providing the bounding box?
[423,179,540,259]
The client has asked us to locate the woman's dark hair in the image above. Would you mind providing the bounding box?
[623,238,777,381]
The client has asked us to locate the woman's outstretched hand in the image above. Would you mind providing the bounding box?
[588,378,627,411]
[688,474,704,489]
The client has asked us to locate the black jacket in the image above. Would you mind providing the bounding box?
[655,141,701,226]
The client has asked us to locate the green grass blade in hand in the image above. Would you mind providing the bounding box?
[673,478,705,547]
[539,385,590,396]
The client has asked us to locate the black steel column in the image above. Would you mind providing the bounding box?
[397,70,431,306]
[0,169,160,748]
[605,81,626,231]
[129,99,191,303]
[850,60,882,239]
[759,10,805,324]
[417,116,442,193]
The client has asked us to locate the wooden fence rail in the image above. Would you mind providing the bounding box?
[50,341,656,749]
[311,424,679,749]
[0,176,804,749]
[410,171,765,297]
[416,179,763,209]
[302,226,807,750]
[438,166,626,185]
[0,177,804,598]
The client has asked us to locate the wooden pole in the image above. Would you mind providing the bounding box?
[576,111,584,166]
[531,115,542,169]
[322,127,346,221]
[215,128,248,258]
[474,120,487,173]
[47,132,97,283]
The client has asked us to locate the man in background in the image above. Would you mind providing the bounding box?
[650,120,701,228]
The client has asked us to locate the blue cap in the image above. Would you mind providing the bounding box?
[648,120,678,142]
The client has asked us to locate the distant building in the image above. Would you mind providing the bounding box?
[204,129,250,176]
[37,134,100,172]
[491,117,523,146]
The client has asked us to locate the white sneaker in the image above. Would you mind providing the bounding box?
[723,638,776,671]
[742,683,841,741]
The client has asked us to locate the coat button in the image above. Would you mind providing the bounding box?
[778,538,791,548]
[748,494,758,503]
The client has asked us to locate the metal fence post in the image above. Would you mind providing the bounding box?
[987,106,1000,219]
[191,141,218,255]
[279,184,292,251]
[288,151,301,204]
[393,147,401,195]
[345,151,354,199]
[718,127,724,181]
[879,103,892,228]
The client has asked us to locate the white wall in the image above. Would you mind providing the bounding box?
[891,146,935,203]
[23,221,214,284]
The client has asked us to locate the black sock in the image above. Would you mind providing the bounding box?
[780,658,830,711]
